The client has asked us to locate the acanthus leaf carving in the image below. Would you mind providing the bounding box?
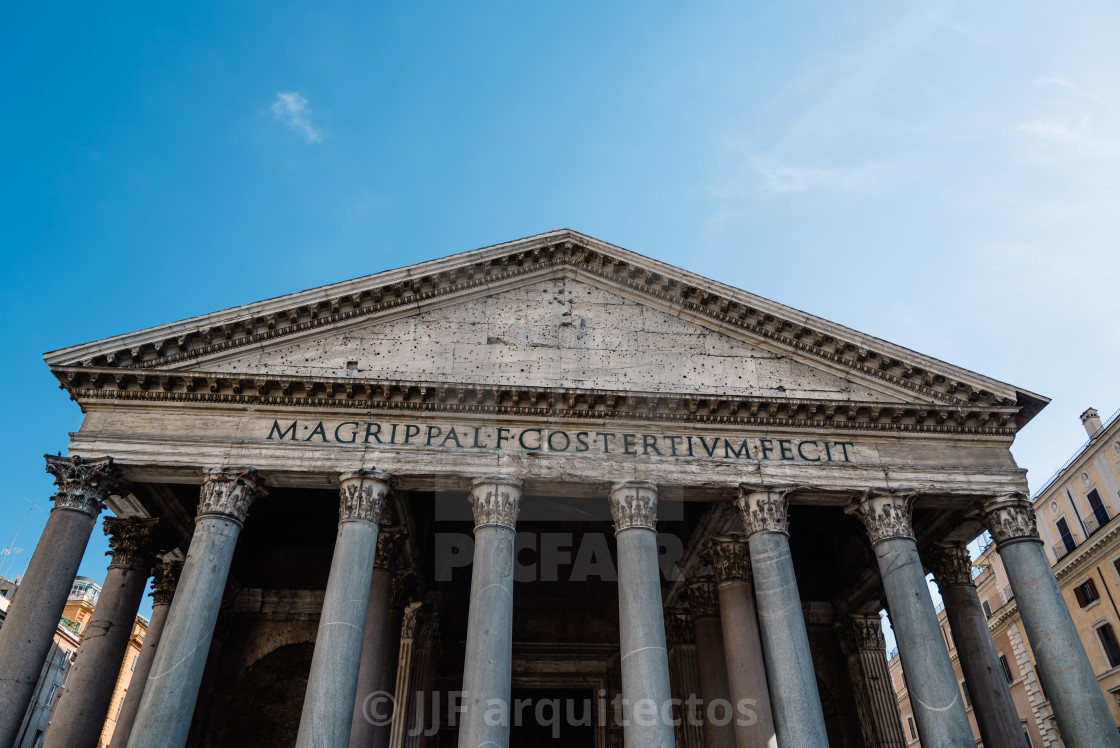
[608,481,658,532]
[846,489,917,545]
[198,467,266,523]
[102,516,160,571]
[338,469,391,524]
[151,559,184,606]
[975,493,1038,545]
[927,542,974,586]
[700,535,751,583]
[469,476,524,530]
[735,484,795,537]
[44,454,128,518]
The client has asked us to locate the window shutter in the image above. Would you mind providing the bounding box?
[1087,577,1099,600]
[1075,584,1087,607]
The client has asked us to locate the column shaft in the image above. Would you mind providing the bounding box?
[737,486,829,746]
[930,544,1023,748]
[109,561,182,748]
[610,481,675,748]
[298,470,389,748]
[716,580,776,748]
[350,538,402,748]
[849,489,973,746]
[686,579,736,748]
[979,493,1120,748]
[0,455,122,748]
[839,615,907,748]
[373,590,408,748]
[458,476,522,748]
[127,467,264,748]
[665,610,703,748]
[45,517,158,748]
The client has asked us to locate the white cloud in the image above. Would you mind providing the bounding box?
[271,91,322,143]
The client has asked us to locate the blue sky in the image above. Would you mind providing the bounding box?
[2,2,1118,620]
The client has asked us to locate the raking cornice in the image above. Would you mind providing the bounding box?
[43,230,1047,426]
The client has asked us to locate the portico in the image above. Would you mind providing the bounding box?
[3,229,1115,747]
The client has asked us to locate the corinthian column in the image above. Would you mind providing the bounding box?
[847,490,972,746]
[702,536,776,748]
[975,494,1120,748]
[837,614,906,748]
[665,609,703,748]
[298,469,391,748]
[127,467,266,748]
[926,542,1023,748]
[45,516,160,748]
[458,476,523,748]
[0,455,126,748]
[351,526,407,747]
[684,577,736,748]
[609,481,675,748]
[735,484,829,746]
[109,559,183,748]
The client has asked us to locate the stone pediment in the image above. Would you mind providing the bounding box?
[45,230,1046,433]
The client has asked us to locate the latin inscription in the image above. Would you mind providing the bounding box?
[265,420,856,463]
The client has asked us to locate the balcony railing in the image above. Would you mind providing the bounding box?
[1086,507,1112,535]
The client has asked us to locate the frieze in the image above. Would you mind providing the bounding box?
[469,476,523,530]
[44,454,128,518]
[103,516,160,571]
[198,467,266,523]
[53,366,1021,435]
[338,469,390,524]
[56,235,1022,419]
[609,481,658,532]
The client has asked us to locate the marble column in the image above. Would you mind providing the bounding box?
[45,516,160,748]
[735,484,829,747]
[927,541,1023,748]
[664,609,703,748]
[702,535,776,748]
[847,489,973,746]
[976,493,1120,748]
[127,466,265,748]
[351,526,407,747]
[837,614,907,748]
[684,577,736,748]
[403,613,440,748]
[0,455,126,748]
[609,480,675,748]
[375,573,415,748]
[298,469,391,748]
[458,476,523,748]
[108,559,183,748]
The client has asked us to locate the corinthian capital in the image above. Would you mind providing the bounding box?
[469,476,523,530]
[44,455,128,518]
[608,481,658,532]
[701,535,751,583]
[685,576,720,618]
[975,493,1038,546]
[151,559,184,606]
[198,467,266,523]
[846,489,917,545]
[391,570,418,610]
[927,542,973,587]
[374,526,407,570]
[338,469,391,524]
[735,484,795,538]
[103,517,160,571]
[664,608,694,646]
[840,614,887,654]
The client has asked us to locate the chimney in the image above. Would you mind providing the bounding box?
[1081,408,1104,438]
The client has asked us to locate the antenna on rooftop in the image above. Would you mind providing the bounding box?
[2,498,43,577]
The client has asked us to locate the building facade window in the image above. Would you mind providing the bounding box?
[1057,517,1077,553]
[999,654,1015,683]
[1096,623,1120,668]
[907,716,917,740]
[1074,578,1100,607]
[1088,488,1111,531]
[961,678,972,709]
[982,599,993,618]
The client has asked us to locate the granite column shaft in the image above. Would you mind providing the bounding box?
[736,485,829,747]
[458,476,522,748]
[127,467,265,748]
[44,517,159,748]
[686,578,736,748]
[978,494,1120,748]
[0,455,124,748]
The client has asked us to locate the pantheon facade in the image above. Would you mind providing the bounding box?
[0,230,1116,748]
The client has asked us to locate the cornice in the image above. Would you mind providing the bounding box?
[52,366,1022,435]
[43,232,1043,424]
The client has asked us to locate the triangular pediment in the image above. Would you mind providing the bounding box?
[45,229,1047,429]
